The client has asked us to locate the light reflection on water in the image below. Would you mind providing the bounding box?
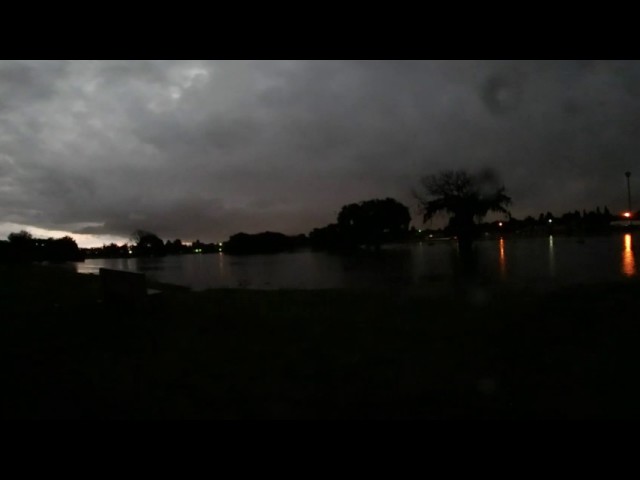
[622,233,636,277]
[73,234,639,290]
[548,235,556,277]
[498,237,506,279]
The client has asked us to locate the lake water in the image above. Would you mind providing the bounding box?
[71,233,639,291]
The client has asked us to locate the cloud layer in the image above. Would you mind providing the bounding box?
[1,60,640,246]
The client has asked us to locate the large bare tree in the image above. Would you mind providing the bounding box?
[414,169,511,258]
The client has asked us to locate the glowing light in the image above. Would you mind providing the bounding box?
[498,222,503,227]
[624,212,632,218]
[548,219,553,223]
[498,237,506,279]
[623,234,636,277]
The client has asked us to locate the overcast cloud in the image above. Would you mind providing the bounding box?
[1,60,640,246]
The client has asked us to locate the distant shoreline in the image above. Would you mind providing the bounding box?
[77,228,639,260]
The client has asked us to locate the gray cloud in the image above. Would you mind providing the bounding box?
[1,60,640,244]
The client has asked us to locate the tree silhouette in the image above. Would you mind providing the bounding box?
[414,169,511,259]
[45,236,81,262]
[3,231,82,262]
[337,198,411,250]
[132,230,165,257]
[8,230,33,244]
[7,230,34,262]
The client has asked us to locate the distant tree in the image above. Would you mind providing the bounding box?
[7,230,35,262]
[165,238,185,255]
[132,230,165,256]
[337,197,411,250]
[8,230,33,244]
[46,236,82,262]
[309,223,343,250]
[103,243,125,257]
[4,231,82,262]
[192,239,204,252]
[414,169,511,259]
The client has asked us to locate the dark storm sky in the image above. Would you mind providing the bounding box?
[1,60,639,246]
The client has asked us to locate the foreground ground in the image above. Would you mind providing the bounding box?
[1,263,640,419]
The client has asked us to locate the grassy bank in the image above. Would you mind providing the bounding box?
[2,263,640,418]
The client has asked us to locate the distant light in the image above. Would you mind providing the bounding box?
[498,222,503,227]
[429,234,433,238]
[624,212,632,218]
[418,229,422,233]
[218,242,223,246]
[548,219,553,223]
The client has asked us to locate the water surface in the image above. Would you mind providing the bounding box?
[73,233,638,290]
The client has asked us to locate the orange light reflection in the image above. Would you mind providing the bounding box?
[499,237,506,279]
[622,234,636,277]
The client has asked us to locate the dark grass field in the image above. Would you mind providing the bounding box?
[2,263,640,419]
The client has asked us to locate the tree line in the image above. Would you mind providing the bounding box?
[2,168,636,262]
[0,231,82,263]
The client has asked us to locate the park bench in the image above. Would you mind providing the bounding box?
[99,268,162,306]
